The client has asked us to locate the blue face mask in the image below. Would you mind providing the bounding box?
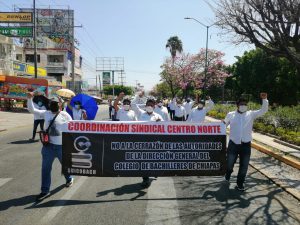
[38,102,43,106]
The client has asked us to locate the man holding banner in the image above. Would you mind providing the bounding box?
[114,92,137,121]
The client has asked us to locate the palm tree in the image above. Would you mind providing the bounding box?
[166,36,183,62]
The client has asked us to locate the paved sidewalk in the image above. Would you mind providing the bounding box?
[205,116,300,159]
[0,111,33,132]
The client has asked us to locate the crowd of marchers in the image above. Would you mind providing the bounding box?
[26,90,268,201]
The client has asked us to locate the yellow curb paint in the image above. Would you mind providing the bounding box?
[251,142,300,170]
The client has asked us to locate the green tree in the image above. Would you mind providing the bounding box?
[229,48,300,105]
[103,85,133,96]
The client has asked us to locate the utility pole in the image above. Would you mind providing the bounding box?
[71,25,82,92]
[95,74,98,95]
[112,70,115,96]
[98,74,102,97]
[33,0,37,78]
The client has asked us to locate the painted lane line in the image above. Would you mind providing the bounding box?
[145,177,181,225]
[39,176,88,225]
[0,178,12,188]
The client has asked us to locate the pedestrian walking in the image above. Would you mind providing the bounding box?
[183,98,194,120]
[223,93,269,191]
[132,98,163,187]
[187,96,214,123]
[174,99,186,121]
[29,100,46,141]
[168,98,176,120]
[154,99,170,121]
[27,92,74,201]
[108,98,113,119]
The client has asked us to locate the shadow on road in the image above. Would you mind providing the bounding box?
[96,182,148,201]
[0,184,65,211]
[174,171,300,225]
[9,140,39,144]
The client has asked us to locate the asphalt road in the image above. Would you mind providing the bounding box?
[0,105,299,225]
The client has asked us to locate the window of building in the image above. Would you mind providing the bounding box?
[16,54,22,61]
[25,54,40,63]
[48,55,64,63]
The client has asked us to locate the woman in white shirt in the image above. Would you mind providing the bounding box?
[27,93,74,201]
[67,101,87,120]
[29,100,47,141]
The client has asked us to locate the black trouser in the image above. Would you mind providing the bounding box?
[32,119,44,139]
[186,114,189,120]
[174,116,185,121]
[170,110,175,120]
[225,140,251,186]
[109,106,113,119]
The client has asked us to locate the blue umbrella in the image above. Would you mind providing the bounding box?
[67,94,98,120]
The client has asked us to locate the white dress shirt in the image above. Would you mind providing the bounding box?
[187,99,214,123]
[169,99,176,111]
[72,108,85,120]
[139,111,163,121]
[224,99,269,144]
[116,108,137,121]
[32,103,46,120]
[174,105,186,118]
[183,101,194,115]
[27,99,72,145]
[154,105,170,121]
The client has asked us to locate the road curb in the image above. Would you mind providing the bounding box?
[274,139,300,151]
[251,142,300,170]
[249,163,300,201]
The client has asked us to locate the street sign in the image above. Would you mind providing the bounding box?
[0,27,33,37]
[102,72,111,86]
[0,12,33,23]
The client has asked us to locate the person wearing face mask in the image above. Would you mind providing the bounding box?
[67,100,87,120]
[174,99,186,121]
[114,92,137,121]
[183,98,194,120]
[132,90,147,105]
[154,99,170,121]
[223,93,269,191]
[27,93,74,201]
[187,96,214,123]
[29,99,46,141]
[131,99,164,187]
[168,98,176,120]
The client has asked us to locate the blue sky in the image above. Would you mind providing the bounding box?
[1,0,253,90]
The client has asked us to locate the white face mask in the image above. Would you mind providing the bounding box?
[238,105,248,113]
[158,103,163,107]
[123,105,130,111]
[75,105,80,109]
[146,106,154,113]
[177,104,182,107]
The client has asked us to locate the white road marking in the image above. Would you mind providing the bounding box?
[145,177,181,225]
[39,176,88,225]
[0,178,12,187]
